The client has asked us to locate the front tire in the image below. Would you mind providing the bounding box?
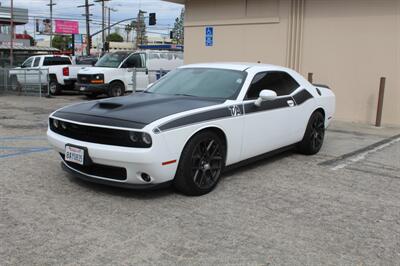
[174,131,226,196]
[298,111,325,155]
[108,82,125,97]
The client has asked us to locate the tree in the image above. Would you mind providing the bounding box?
[135,10,148,46]
[106,32,124,42]
[172,8,184,44]
[52,35,72,50]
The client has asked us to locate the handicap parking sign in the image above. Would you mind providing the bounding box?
[205,26,213,47]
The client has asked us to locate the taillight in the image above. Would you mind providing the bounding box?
[63,67,69,76]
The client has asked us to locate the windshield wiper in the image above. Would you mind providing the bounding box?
[174,93,194,97]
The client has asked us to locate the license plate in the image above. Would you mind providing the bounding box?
[80,86,86,91]
[65,145,84,165]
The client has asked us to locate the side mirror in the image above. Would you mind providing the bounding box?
[254,89,277,107]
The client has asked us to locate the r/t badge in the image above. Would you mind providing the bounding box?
[229,105,242,117]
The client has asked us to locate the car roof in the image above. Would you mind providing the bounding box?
[179,62,289,72]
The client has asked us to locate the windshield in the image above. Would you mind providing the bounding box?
[147,68,247,99]
[95,53,129,68]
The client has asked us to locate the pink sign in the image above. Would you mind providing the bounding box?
[55,20,79,34]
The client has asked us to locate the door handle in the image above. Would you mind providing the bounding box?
[287,100,295,107]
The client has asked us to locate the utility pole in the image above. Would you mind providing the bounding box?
[106,7,117,38]
[94,0,110,51]
[78,0,94,55]
[10,0,14,66]
[47,0,56,48]
[136,10,146,48]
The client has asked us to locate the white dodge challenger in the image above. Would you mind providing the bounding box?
[47,63,335,196]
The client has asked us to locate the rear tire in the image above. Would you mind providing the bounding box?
[298,111,325,155]
[108,81,125,97]
[173,131,226,196]
[49,80,61,95]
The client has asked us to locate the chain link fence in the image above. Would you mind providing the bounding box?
[0,68,50,97]
[0,67,170,97]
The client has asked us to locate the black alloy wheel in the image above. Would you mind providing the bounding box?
[191,138,224,190]
[298,111,325,155]
[174,131,226,196]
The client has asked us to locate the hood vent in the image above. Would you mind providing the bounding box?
[97,102,123,109]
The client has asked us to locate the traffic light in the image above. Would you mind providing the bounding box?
[170,31,174,39]
[149,13,156,25]
[88,37,92,49]
[104,41,110,51]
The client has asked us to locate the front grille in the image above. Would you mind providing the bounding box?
[61,154,127,180]
[78,74,92,84]
[50,118,148,148]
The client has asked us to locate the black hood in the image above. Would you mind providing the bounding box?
[53,93,225,129]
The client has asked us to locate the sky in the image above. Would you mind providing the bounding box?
[0,0,183,41]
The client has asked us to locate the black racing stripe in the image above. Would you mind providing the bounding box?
[292,89,313,105]
[159,107,231,131]
[244,96,293,114]
[53,111,146,129]
[158,90,314,132]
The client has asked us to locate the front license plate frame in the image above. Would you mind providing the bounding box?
[65,145,85,165]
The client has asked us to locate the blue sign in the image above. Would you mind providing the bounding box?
[205,26,213,47]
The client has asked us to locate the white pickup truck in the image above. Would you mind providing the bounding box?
[75,50,183,98]
[9,55,86,95]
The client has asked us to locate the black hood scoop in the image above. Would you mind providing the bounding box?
[97,102,123,109]
[53,93,225,129]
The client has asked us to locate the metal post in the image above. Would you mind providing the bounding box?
[10,0,14,67]
[375,77,386,127]
[39,69,42,98]
[131,68,136,93]
[307,72,313,83]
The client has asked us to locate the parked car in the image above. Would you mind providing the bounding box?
[76,56,98,66]
[75,50,183,98]
[9,55,89,95]
[47,63,335,196]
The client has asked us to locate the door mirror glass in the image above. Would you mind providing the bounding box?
[255,89,277,107]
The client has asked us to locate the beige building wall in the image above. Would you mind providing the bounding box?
[165,0,400,126]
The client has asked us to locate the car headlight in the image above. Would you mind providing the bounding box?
[52,119,59,128]
[128,131,152,147]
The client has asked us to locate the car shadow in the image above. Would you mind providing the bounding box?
[64,150,296,199]
[66,173,176,199]
[222,150,296,180]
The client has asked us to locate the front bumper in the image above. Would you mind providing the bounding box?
[75,82,109,94]
[47,129,178,187]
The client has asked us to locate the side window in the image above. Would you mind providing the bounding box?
[123,54,143,68]
[246,71,300,99]
[149,53,160,60]
[33,57,41,67]
[22,58,33,68]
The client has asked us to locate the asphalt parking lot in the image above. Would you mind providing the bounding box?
[1,94,399,265]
